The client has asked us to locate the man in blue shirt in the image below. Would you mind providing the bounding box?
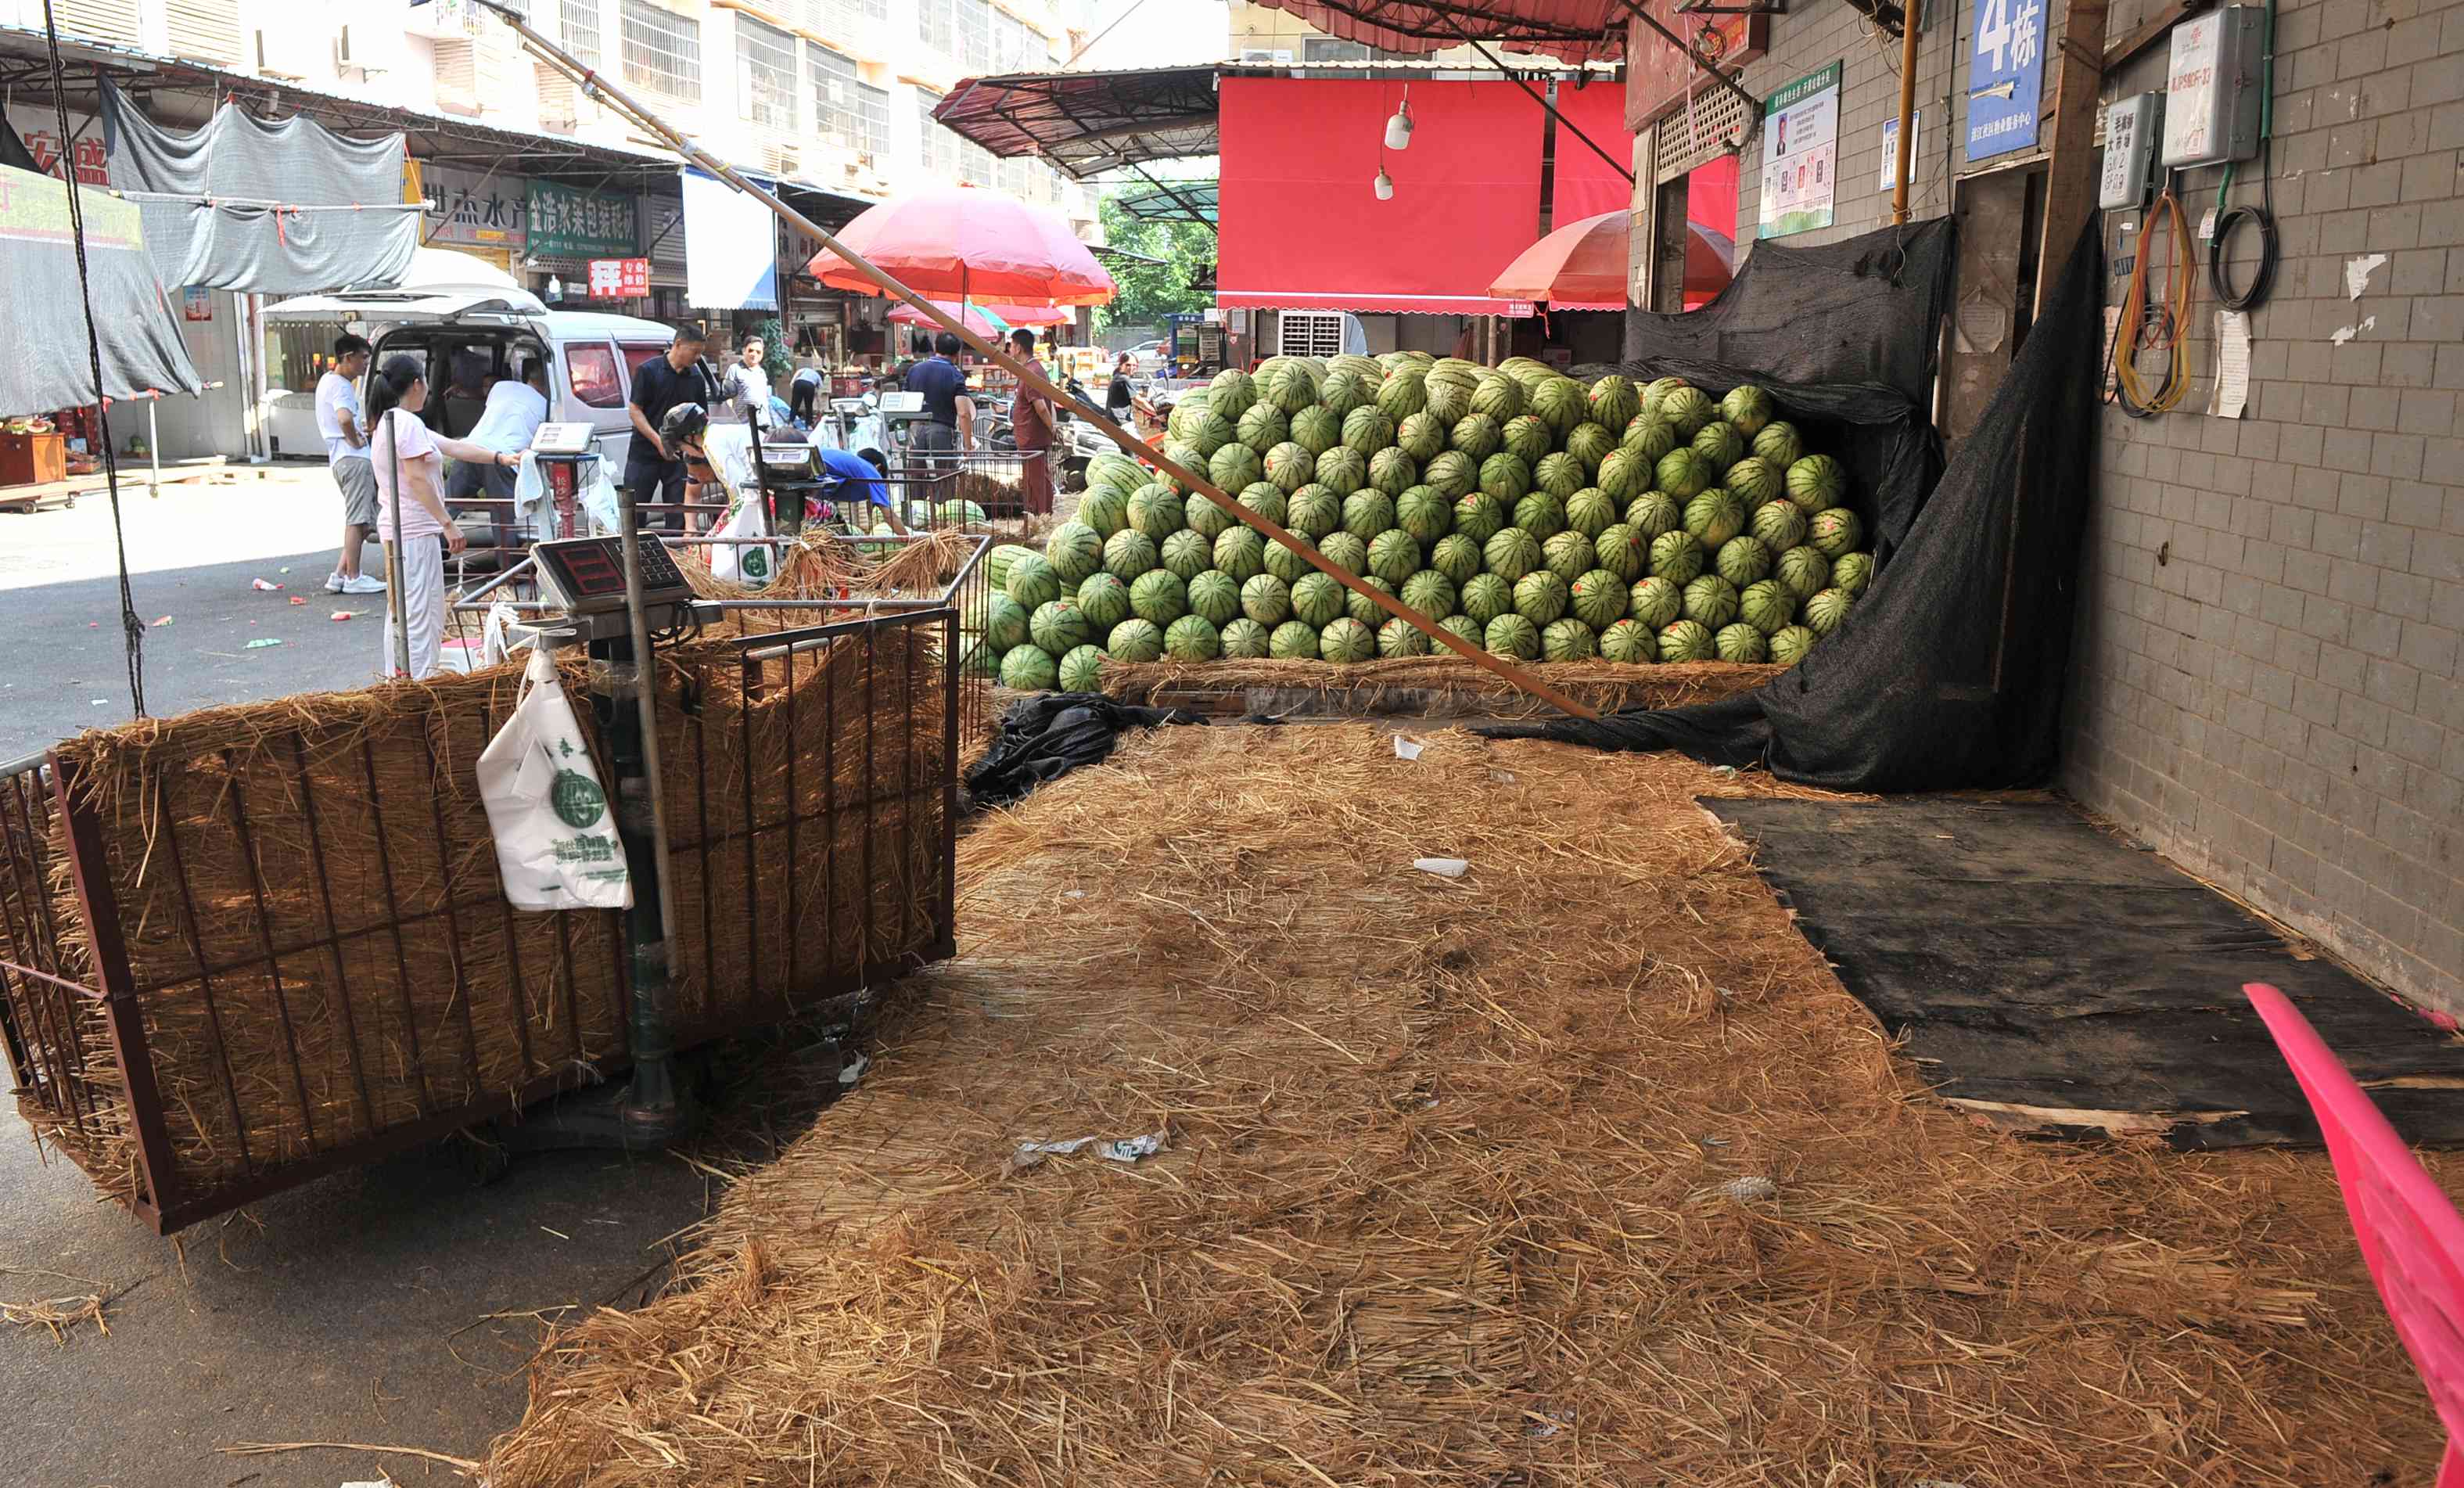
[903,332,973,469]
[817,446,911,534]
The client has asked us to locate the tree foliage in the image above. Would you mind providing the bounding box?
[1094,188,1216,332]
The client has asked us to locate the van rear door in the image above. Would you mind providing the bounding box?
[556,336,634,467]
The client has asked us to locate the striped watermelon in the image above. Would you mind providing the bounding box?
[1265,441,1316,494]
[1165,614,1221,660]
[1208,368,1258,421]
[1108,616,1165,662]
[1368,528,1421,584]
[1629,575,1683,629]
[1000,645,1059,689]
[1290,572,1345,627]
[1316,369,1370,420]
[1530,376,1587,435]
[1287,484,1342,540]
[1460,572,1513,624]
[1103,528,1158,581]
[1187,570,1241,627]
[1622,415,1679,463]
[1263,536,1314,585]
[1751,499,1806,552]
[1396,412,1447,462]
[1831,551,1873,595]
[1532,451,1586,501]
[1625,491,1682,541]
[1438,613,1483,646]
[1648,530,1703,584]
[1715,534,1772,588]
[1160,529,1214,580]
[1600,617,1658,663]
[1396,486,1453,543]
[1715,623,1769,663]
[1421,449,1476,498]
[1564,488,1618,539]
[1484,526,1543,583]
[1787,454,1845,514]
[1188,412,1235,458]
[1320,616,1376,663]
[1269,619,1320,660]
[1127,484,1185,540]
[1220,616,1273,658]
[1429,533,1483,584]
[1342,406,1395,455]
[1237,482,1289,529]
[1313,445,1367,494]
[1719,383,1775,437]
[1237,401,1288,455]
[1449,413,1503,461]
[1514,491,1566,541]
[1479,451,1532,502]
[1263,359,1320,412]
[1005,552,1061,608]
[1453,491,1507,545]
[1658,618,1715,662]
[1542,530,1594,584]
[1726,457,1783,507]
[1374,368,1428,422]
[1185,491,1235,541]
[1804,588,1852,636]
[1342,489,1395,540]
[1739,579,1794,636]
[1369,447,1418,496]
[1423,370,1474,424]
[1658,385,1715,437]
[1378,615,1434,657]
[1640,376,1688,415]
[1753,421,1804,467]
[1345,573,1392,627]
[1209,443,1263,492]
[1213,526,1267,582]
[1592,523,1645,582]
[1044,522,1103,584]
[1073,572,1129,631]
[1484,613,1541,660]
[1564,422,1615,476]
[1589,375,1640,433]
[985,591,1030,651]
[1075,487,1128,538]
[1776,544,1830,602]
[1769,624,1817,665]
[1570,568,1627,630]
[1596,447,1650,502]
[1683,490,1745,550]
[1691,419,1744,470]
[1316,530,1368,577]
[1240,572,1292,625]
[1682,573,1740,627]
[1808,505,1862,558]
[1542,616,1597,661]
[1288,405,1341,455]
[1471,373,1524,421]
[1401,569,1457,618]
[1130,569,1187,625]
[1501,415,1553,465]
[1655,447,1713,500]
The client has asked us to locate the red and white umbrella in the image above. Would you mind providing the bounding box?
[1488,209,1733,311]
[807,186,1115,307]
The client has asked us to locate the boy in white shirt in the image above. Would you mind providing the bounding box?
[314,335,386,595]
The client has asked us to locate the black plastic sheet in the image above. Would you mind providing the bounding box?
[965,694,1206,808]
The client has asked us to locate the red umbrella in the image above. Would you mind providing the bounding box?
[806,185,1115,307]
[887,299,1072,333]
[1488,210,1733,311]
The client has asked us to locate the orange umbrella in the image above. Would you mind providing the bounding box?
[807,185,1115,307]
[1489,210,1733,311]
[887,299,1072,332]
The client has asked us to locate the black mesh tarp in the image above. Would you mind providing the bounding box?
[0,163,204,416]
[1483,221,2103,793]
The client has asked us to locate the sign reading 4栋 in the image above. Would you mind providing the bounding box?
[1967,0,2046,161]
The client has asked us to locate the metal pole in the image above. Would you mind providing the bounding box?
[487,1,1601,721]
[145,398,159,498]
[612,476,684,1138]
[1891,4,1923,224]
[386,407,411,679]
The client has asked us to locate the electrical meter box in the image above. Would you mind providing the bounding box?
[2160,5,2266,167]
[2099,93,2164,210]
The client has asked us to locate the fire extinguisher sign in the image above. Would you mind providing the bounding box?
[1967,0,2046,162]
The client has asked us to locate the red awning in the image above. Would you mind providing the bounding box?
[1546,79,1635,224]
[1217,77,1545,317]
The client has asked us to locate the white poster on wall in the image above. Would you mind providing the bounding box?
[680,167,778,311]
[1758,61,1841,239]
[1879,110,1923,192]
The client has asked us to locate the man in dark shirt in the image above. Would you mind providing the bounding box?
[626,322,720,531]
[905,332,972,469]
[879,331,932,392]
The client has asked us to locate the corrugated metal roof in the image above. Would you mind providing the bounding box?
[1255,0,1630,66]
[932,66,1222,178]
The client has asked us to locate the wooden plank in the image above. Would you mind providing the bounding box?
[2103,0,2207,70]
[2033,0,2112,318]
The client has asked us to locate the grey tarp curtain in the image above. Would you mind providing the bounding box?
[99,80,418,293]
[0,163,203,415]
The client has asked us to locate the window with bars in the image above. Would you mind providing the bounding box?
[960,139,994,186]
[810,45,890,158]
[561,0,602,68]
[915,0,951,55]
[857,80,892,159]
[1279,312,1346,358]
[994,11,1046,70]
[620,0,699,98]
[957,0,992,71]
[916,90,945,176]
[737,16,798,131]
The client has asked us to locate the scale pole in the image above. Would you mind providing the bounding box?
[612,469,684,1136]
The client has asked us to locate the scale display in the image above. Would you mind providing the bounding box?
[531,422,597,456]
[533,536,695,614]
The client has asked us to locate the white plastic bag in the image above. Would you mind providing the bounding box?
[476,646,633,911]
[708,494,774,585]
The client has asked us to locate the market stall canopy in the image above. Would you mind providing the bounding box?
[1246,0,1630,65]
[1488,209,1732,311]
[1113,179,1219,225]
[0,163,203,416]
[932,66,1222,179]
[805,186,1115,307]
[886,299,1072,333]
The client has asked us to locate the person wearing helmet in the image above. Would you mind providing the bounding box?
[657,401,722,528]
[625,322,720,531]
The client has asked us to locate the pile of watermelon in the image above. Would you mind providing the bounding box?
[971,355,1880,690]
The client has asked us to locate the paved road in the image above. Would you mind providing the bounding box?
[0,466,716,1487]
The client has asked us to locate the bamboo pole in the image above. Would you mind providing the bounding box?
[482,1,1600,722]
[1890,5,1922,224]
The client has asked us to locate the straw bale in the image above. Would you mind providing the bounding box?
[1096,655,1774,720]
[487,724,2454,1488]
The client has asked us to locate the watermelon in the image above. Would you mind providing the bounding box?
[1449,413,1503,461]
[1530,377,1586,435]
[1716,534,1773,588]
[1421,449,1476,499]
[1396,412,1446,462]
[1719,384,1775,437]
[1264,359,1320,413]
[1314,446,1368,494]
[1077,487,1130,539]
[1130,570,1187,626]
[1395,486,1453,543]
[985,542,1035,593]
[1513,569,1569,626]
[1317,368,1371,421]
[1165,394,1206,441]
[1622,415,1679,464]
[1769,624,1817,666]
[1625,491,1683,541]
[1600,618,1658,664]
[1330,354,1383,383]
[1684,490,1746,551]
[1269,619,1320,660]
[1241,572,1293,625]
[1401,569,1457,618]
[1483,527,1542,583]
[1423,372,1473,425]
[1740,579,1794,636]
[1103,528,1158,580]
[1724,457,1782,509]
[1378,616,1434,657]
[1649,530,1704,584]
[1263,536,1315,585]
[1460,572,1513,624]
[1787,455,1846,514]
[1683,573,1740,627]
[1501,415,1553,466]
[1264,441,1316,494]
[1160,529,1213,580]
[1087,453,1144,498]
[1804,588,1852,636]
[1317,530,1368,577]
[1592,523,1646,582]
[1345,574,1395,628]
[1238,482,1289,529]
[1342,406,1396,456]
[1715,623,1769,663]
[1187,412,1235,459]
[1569,566,1629,631]
[1075,572,1131,631]
[1658,618,1715,662]
[1659,384,1715,437]
[1164,614,1221,660]
[1471,373,1525,422]
[984,592,1032,653]
[1656,447,1714,500]
[1776,544,1830,602]
[1452,491,1506,545]
[1691,420,1744,470]
[1236,401,1288,455]
[1808,506,1863,559]
[1220,616,1273,658]
[1368,447,1417,496]
[1320,616,1375,663]
[1288,406,1341,456]
[1058,643,1107,691]
[1108,616,1166,662]
[1430,533,1483,584]
[1485,613,1541,660]
[1214,526,1268,581]
[1751,498,1808,552]
[1629,575,1683,629]
[1186,570,1241,627]
[1155,440,1203,494]
[1831,551,1873,597]
[999,644,1059,689]
[1564,488,1618,539]
[1542,530,1594,584]
[1184,492,1236,541]
[1438,613,1482,646]
[1006,552,1061,608]
[1595,447,1650,503]
[1640,376,1687,415]
[1123,485,1180,541]
[934,498,990,527]
[1209,367,1258,421]
[1479,452,1532,503]
[1589,375,1640,434]
[1753,421,1804,467]
[1500,356,1555,387]
[1374,368,1428,422]
[1532,451,1586,501]
[1542,616,1597,661]
[1514,491,1567,541]
[1343,488,1396,540]
[1363,529,1415,585]
[1287,484,1342,540]
[1564,422,1615,476]
[1209,443,1263,493]
[1290,571,1345,627]
[961,639,999,678]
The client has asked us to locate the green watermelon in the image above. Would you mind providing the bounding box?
[1087,453,1144,498]
[1683,573,1740,627]
[1264,359,1320,413]
[1787,455,1845,514]
[1776,545,1830,602]
[1236,401,1288,455]
[1058,643,1107,691]
[1429,533,1482,585]
[1269,619,1320,660]
[1452,491,1506,545]
[1241,572,1293,625]
[1395,486,1453,543]
[1316,368,1370,421]
[1542,616,1597,661]
[1530,377,1586,435]
[1740,579,1794,636]
[1076,487,1130,539]
[1209,443,1263,494]
[1808,506,1863,559]
[1214,526,1267,581]
[1378,615,1434,657]
[1130,569,1187,626]
[1208,368,1257,421]
[1176,570,1234,627]
[1715,623,1769,663]
[1287,484,1342,540]
[1187,412,1235,459]
[1288,405,1342,456]
[985,592,1031,652]
[1658,618,1715,662]
[1075,572,1130,630]
[1804,588,1852,636]
[1564,488,1618,539]
[1479,451,1532,503]
[1684,490,1746,551]
[1449,413,1503,462]
[1460,572,1513,624]
[1656,448,1713,500]
[1331,354,1384,383]
[1622,415,1679,464]
[1345,573,1395,628]
[1155,440,1203,494]
[1831,551,1873,596]
[1500,356,1555,388]
[1396,412,1446,462]
[1108,616,1165,662]
[1723,457,1781,509]
[1263,537,1314,585]
[1513,569,1569,626]
[1543,530,1594,584]
[1564,422,1615,476]
[1342,406,1395,456]
[1437,613,1483,646]
[1423,372,1473,425]
[1483,526,1542,583]
[1719,384,1775,437]
[1485,613,1541,660]
[1600,618,1658,664]
[1320,616,1375,663]
[1005,551,1061,608]
[1265,441,1316,494]
[961,638,999,678]
[1716,534,1772,588]
[1368,447,1417,496]
[1368,528,1421,584]
[1421,450,1476,499]
[1570,566,1629,631]
[1000,644,1059,689]
[1164,614,1220,660]
[1659,385,1715,437]
[1648,530,1704,584]
[1471,373,1524,422]
[1625,491,1682,541]
[1691,419,1744,471]
[1591,523,1646,582]
[1374,368,1428,423]
[1589,375,1640,433]
[1514,491,1567,541]
[1400,569,1456,618]
[1103,528,1158,580]
[1313,446,1367,494]
[1640,376,1687,415]
[1290,571,1345,627]
[1751,499,1807,552]
[1220,616,1273,658]
[1753,421,1804,467]
[1165,394,1207,441]
[1500,415,1553,466]
[1342,489,1395,541]
[1629,575,1683,629]
[1595,447,1650,503]
[1317,530,1368,577]
[1183,492,1234,541]
[1532,451,1585,501]
[1126,484,1183,541]
[1159,529,1212,580]
[985,542,1034,593]
[1237,482,1289,530]
[1769,624,1817,666]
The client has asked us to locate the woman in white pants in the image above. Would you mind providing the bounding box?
[366,354,523,680]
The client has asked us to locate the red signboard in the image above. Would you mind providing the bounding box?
[1625,4,1767,131]
[586,257,649,298]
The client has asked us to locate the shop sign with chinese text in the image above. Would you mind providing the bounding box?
[422,165,527,250]
[528,181,638,259]
[1967,0,2046,161]
[587,257,650,298]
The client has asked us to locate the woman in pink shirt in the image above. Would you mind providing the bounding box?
[365,354,521,680]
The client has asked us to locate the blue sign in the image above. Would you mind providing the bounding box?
[1966,0,2046,161]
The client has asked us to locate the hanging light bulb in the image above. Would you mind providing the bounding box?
[1373,168,1395,201]
[1385,90,1413,150]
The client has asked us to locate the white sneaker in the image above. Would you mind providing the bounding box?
[339,573,387,595]
[325,572,346,593]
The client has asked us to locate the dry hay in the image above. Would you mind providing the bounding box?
[484,724,2451,1487]
[1097,655,1773,721]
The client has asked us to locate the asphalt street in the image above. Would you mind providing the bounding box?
[0,465,718,1487]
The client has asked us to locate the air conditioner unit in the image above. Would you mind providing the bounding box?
[761,141,802,174]
[253,28,305,79]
